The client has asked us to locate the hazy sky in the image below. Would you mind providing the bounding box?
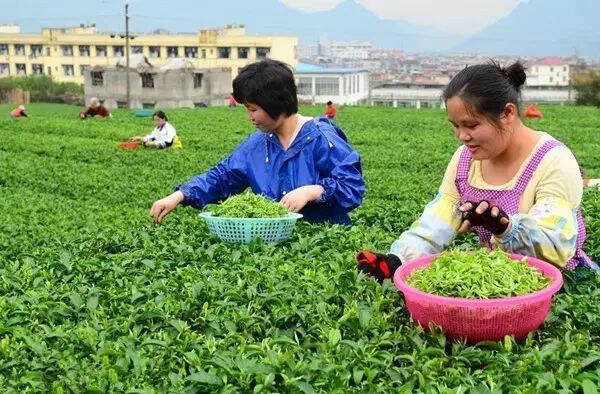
[281,0,526,34]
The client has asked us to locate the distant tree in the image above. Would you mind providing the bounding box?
[572,69,600,107]
[0,75,83,103]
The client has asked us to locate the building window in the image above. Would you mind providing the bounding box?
[201,49,206,58]
[46,47,51,56]
[549,77,554,83]
[563,66,567,72]
[0,63,9,75]
[96,45,107,57]
[91,71,104,86]
[62,64,74,76]
[117,101,127,108]
[550,67,554,72]
[141,73,154,88]
[113,46,124,57]
[16,63,26,75]
[563,76,567,82]
[237,47,249,59]
[185,47,198,58]
[132,45,143,54]
[32,64,44,75]
[315,77,339,96]
[142,102,155,109]
[217,47,230,59]
[298,77,312,95]
[149,46,161,58]
[0,44,8,55]
[30,45,43,57]
[14,44,25,56]
[256,47,270,59]
[193,73,203,88]
[61,45,73,56]
[167,46,179,58]
[79,65,89,75]
[47,67,52,76]
[79,45,90,56]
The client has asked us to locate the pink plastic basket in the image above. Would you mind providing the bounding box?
[393,253,563,342]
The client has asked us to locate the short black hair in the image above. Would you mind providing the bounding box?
[232,59,298,120]
[443,61,527,129]
[153,110,168,121]
[327,101,333,105]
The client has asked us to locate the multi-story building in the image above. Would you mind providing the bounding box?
[527,56,570,87]
[0,24,297,84]
[326,41,372,60]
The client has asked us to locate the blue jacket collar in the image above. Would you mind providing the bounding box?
[262,120,317,153]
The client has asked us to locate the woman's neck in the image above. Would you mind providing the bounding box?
[490,121,538,168]
[274,114,299,150]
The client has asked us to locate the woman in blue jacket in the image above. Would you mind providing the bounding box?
[150,59,365,225]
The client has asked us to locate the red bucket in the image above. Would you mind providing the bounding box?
[118,141,140,150]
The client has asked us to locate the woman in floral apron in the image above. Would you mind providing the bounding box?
[357,61,598,283]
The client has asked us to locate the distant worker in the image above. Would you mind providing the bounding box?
[129,110,179,149]
[80,97,111,119]
[325,100,337,119]
[10,104,27,118]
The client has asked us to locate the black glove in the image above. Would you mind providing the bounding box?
[356,251,402,283]
[462,200,510,235]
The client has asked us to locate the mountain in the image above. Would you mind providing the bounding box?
[3,0,462,53]
[455,0,600,57]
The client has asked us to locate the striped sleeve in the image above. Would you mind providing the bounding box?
[493,197,578,268]
[390,192,462,262]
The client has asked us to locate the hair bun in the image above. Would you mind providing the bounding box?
[503,61,527,90]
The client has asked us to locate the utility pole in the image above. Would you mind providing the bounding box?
[125,0,130,108]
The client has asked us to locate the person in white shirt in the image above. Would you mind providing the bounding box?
[130,111,176,149]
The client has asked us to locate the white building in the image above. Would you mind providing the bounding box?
[527,57,570,87]
[371,83,574,108]
[295,63,369,105]
[315,41,372,60]
[330,41,372,60]
[370,81,445,109]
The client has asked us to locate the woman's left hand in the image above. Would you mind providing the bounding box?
[280,185,324,213]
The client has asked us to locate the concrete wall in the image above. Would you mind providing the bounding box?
[84,68,232,108]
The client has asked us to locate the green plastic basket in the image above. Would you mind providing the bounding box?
[199,212,303,244]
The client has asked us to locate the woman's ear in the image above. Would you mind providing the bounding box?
[503,103,519,124]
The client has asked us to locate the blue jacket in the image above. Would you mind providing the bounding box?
[176,117,365,225]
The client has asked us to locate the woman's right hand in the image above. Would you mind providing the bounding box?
[150,191,185,223]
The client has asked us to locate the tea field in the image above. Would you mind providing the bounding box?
[1,103,600,393]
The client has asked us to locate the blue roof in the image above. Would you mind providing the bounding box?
[295,62,368,74]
